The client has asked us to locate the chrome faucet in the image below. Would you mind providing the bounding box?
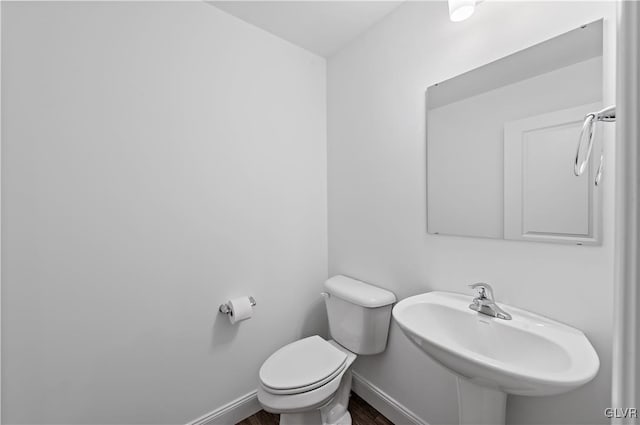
[468,283,512,320]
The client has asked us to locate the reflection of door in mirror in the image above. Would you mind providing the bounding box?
[426,19,604,244]
[504,103,601,245]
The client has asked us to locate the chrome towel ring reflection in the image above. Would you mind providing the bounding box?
[574,105,616,182]
[574,112,597,176]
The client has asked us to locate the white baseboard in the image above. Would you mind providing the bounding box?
[352,371,429,425]
[187,391,260,425]
[187,372,427,425]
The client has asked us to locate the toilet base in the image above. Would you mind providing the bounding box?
[325,411,351,425]
[279,411,322,425]
[278,370,353,425]
[278,411,351,425]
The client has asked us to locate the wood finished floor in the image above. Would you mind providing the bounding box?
[236,392,394,425]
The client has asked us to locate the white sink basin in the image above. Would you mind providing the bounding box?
[393,291,599,424]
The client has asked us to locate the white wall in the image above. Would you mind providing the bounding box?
[1,2,327,424]
[328,2,616,424]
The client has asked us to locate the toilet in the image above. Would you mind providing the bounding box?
[257,275,396,425]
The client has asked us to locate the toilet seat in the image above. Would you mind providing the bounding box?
[257,338,358,416]
[257,369,344,414]
[259,336,348,395]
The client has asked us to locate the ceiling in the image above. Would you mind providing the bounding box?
[210,1,405,57]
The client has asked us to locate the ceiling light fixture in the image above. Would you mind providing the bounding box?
[448,0,476,22]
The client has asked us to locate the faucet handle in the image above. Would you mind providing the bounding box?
[468,282,494,300]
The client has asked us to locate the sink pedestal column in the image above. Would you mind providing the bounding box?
[456,378,507,425]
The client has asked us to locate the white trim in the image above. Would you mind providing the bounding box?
[1,0,4,422]
[186,373,429,425]
[351,371,429,425]
[612,1,640,422]
[186,391,260,425]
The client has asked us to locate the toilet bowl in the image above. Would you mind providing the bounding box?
[257,276,396,425]
[258,336,357,425]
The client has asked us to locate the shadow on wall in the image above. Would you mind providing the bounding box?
[210,296,328,349]
[299,298,329,339]
[211,312,240,348]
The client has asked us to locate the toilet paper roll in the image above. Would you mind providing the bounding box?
[228,297,253,324]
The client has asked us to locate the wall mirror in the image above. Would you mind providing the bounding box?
[426,20,604,245]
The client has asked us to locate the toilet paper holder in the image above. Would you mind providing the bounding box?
[219,296,256,314]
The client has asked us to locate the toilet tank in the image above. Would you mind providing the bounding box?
[324,275,396,355]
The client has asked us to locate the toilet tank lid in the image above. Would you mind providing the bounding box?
[324,275,396,308]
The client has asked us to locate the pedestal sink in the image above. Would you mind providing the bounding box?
[392,292,599,425]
